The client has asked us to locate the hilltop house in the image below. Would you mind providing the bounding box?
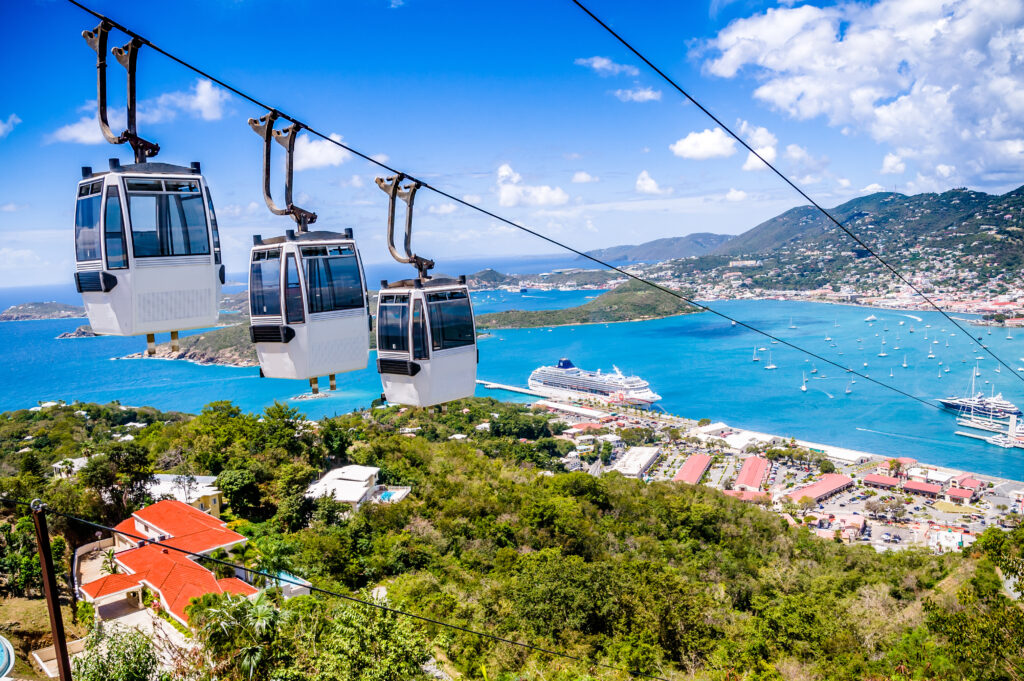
[305,464,411,510]
[79,500,257,625]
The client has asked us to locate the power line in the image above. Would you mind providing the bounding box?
[567,0,1024,384]
[60,0,942,412]
[0,497,670,681]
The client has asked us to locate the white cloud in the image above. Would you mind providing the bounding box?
[612,87,662,102]
[428,202,457,215]
[0,114,20,139]
[725,188,747,201]
[837,177,852,188]
[738,120,778,171]
[635,170,673,195]
[49,79,229,144]
[371,153,390,164]
[294,133,351,171]
[669,127,737,159]
[495,163,569,207]
[571,171,599,183]
[462,194,482,203]
[703,0,1024,187]
[881,153,906,174]
[574,56,639,77]
[339,174,364,188]
[861,183,885,193]
[936,163,957,178]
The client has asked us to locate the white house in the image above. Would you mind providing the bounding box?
[306,465,383,510]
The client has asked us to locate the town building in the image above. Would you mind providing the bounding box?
[903,480,943,498]
[672,454,712,485]
[79,500,257,625]
[863,473,901,490]
[149,474,223,517]
[786,474,854,503]
[305,465,410,510]
[944,487,976,504]
[610,446,660,478]
[734,456,769,492]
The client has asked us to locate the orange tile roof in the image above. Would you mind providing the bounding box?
[734,456,769,490]
[787,474,853,502]
[945,487,974,499]
[81,500,252,622]
[864,473,900,487]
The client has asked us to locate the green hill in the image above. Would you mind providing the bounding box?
[0,302,85,321]
[477,278,696,328]
[584,232,732,262]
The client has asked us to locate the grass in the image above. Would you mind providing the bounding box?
[0,597,88,681]
[932,500,979,514]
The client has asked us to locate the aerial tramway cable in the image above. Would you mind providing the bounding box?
[0,496,671,681]
[61,0,945,412]
[567,0,1024,384]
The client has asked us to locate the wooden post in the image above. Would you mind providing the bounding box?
[329,374,336,391]
[309,377,319,395]
[30,501,73,681]
[146,333,156,356]
[170,330,179,352]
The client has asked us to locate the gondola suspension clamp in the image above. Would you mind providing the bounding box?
[248,111,317,232]
[82,22,159,163]
[376,174,434,281]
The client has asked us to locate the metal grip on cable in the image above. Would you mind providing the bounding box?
[248,112,317,231]
[83,22,159,163]
[376,174,433,280]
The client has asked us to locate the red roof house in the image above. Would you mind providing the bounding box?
[81,500,256,624]
[734,456,769,491]
[863,473,901,489]
[944,487,975,504]
[787,474,854,503]
[903,480,942,497]
[673,454,712,485]
[953,474,984,491]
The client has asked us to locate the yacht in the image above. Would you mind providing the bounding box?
[938,372,1022,418]
[528,358,661,405]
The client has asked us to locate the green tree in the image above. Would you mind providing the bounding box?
[73,626,167,681]
[216,468,262,519]
[188,591,284,680]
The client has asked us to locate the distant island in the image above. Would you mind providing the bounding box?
[55,325,97,339]
[1,301,85,321]
[476,279,696,328]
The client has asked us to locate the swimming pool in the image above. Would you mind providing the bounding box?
[379,491,394,501]
[0,634,14,678]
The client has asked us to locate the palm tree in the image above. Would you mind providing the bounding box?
[230,542,258,583]
[189,592,281,680]
[252,539,293,588]
[100,548,119,575]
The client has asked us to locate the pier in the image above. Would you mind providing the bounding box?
[476,380,546,398]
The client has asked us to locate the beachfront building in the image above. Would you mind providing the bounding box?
[79,500,257,625]
[903,480,942,498]
[876,457,917,477]
[906,467,954,487]
[734,456,769,492]
[672,454,712,485]
[148,474,223,517]
[786,474,854,504]
[863,473,901,491]
[610,446,660,478]
[944,487,976,505]
[951,473,985,492]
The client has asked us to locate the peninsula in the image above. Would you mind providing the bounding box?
[0,302,85,321]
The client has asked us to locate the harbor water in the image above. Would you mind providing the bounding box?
[2,292,1023,480]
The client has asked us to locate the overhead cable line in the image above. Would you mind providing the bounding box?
[567,0,1024,383]
[0,497,670,681]
[61,0,941,411]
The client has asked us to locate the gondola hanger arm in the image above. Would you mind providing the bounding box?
[376,174,433,280]
[248,113,317,231]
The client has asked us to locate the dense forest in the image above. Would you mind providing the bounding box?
[1,399,1022,680]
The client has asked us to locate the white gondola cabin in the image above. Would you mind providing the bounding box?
[249,229,369,389]
[376,277,477,407]
[73,160,223,343]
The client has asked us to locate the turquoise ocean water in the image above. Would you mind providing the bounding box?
[2,292,1024,480]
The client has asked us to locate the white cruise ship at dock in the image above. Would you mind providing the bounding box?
[528,358,661,405]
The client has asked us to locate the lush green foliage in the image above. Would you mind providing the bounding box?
[73,626,168,681]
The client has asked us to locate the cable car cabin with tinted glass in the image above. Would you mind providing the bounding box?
[376,277,477,407]
[73,160,223,340]
[249,230,369,386]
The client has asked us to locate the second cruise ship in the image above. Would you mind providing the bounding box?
[528,358,661,405]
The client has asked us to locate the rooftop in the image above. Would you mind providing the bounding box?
[672,454,712,484]
[863,473,901,487]
[904,480,943,495]
[734,456,769,490]
[787,474,853,502]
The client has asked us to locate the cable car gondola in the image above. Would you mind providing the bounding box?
[247,113,369,393]
[74,22,221,353]
[374,175,477,407]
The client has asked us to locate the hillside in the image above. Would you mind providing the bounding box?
[3,399,1022,679]
[584,232,732,262]
[477,278,695,328]
[0,302,85,321]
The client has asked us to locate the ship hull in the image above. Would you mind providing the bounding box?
[527,379,659,406]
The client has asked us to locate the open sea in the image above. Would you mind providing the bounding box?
[3,285,1024,480]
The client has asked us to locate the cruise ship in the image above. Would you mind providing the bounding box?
[528,358,661,405]
[938,392,1022,419]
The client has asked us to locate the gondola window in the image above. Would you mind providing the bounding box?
[75,181,102,262]
[103,186,128,269]
[378,293,410,352]
[284,254,304,324]
[427,290,474,351]
[126,178,211,257]
[302,245,363,314]
[250,249,282,316]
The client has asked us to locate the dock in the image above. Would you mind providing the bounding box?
[476,380,545,398]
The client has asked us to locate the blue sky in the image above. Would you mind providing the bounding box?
[2,0,1023,285]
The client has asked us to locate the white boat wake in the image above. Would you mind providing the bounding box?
[902,313,924,322]
[856,427,954,445]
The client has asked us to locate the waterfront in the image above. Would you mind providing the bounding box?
[3,293,1024,480]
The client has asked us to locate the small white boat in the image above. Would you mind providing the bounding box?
[789,317,797,329]
[902,355,908,368]
[927,351,936,359]
[890,368,894,378]
[824,336,832,342]
[764,352,777,370]
[801,372,807,392]
[752,347,760,362]
[811,364,818,374]
[845,382,852,394]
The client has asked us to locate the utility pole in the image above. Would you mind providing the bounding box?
[30,499,73,681]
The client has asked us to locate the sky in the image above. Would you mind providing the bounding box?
[2,0,1024,286]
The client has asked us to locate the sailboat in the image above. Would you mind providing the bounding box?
[878,342,888,357]
[764,352,777,370]
[811,364,818,374]
[889,368,894,378]
[801,372,808,392]
[834,317,840,328]
[901,355,908,368]
[789,317,797,329]
[927,349,936,359]
[752,347,760,362]
[845,382,852,394]
[1008,331,1014,340]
